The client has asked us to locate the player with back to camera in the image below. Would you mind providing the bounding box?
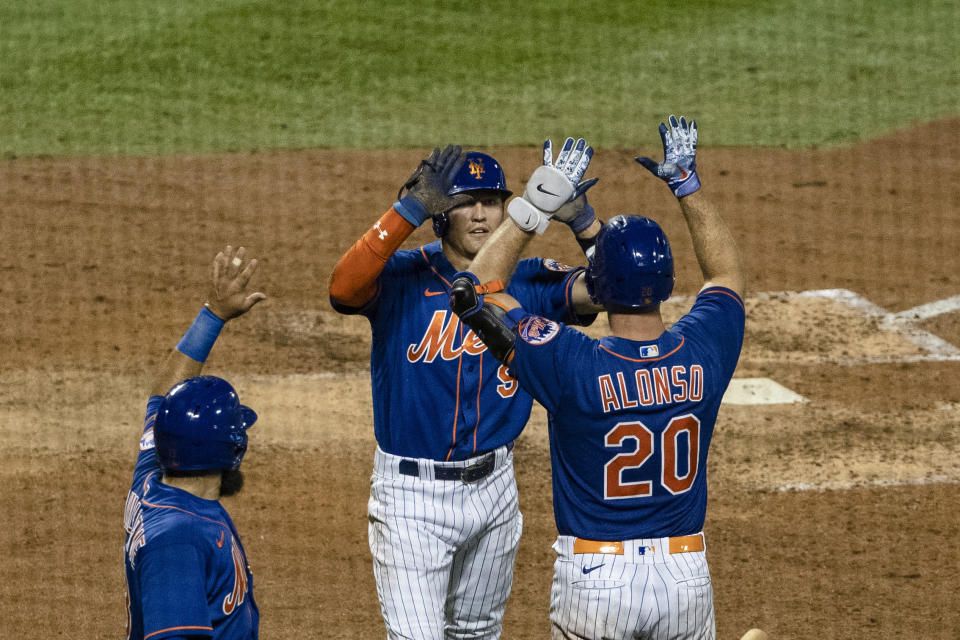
[328,142,604,639]
[449,116,752,640]
[123,246,265,640]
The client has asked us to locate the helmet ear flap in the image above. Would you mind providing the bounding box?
[585,258,601,305]
[432,212,450,237]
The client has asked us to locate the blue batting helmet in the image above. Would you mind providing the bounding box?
[433,151,512,237]
[154,376,257,473]
[586,215,674,309]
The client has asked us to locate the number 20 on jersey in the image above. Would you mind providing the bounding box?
[603,414,700,500]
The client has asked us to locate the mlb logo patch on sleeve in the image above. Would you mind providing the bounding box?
[519,316,560,345]
[139,427,155,451]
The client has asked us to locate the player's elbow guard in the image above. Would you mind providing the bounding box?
[450,276,518,366]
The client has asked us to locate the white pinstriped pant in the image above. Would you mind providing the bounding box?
[369,446,522,640]
[550,534,715,640]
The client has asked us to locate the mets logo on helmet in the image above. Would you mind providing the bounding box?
[469,157,485,179]
[519,315,560,345]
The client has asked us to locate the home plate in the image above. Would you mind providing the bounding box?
[722,378,806,405]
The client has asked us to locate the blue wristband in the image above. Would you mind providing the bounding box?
[394,196,430,227]
[176,307,225,363]
[569,203,596,234]
[672,172,701,198]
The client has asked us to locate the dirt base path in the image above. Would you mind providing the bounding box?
[1,119,958,639]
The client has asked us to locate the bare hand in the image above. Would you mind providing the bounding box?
[205,245,266,320]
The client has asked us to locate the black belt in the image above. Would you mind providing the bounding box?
[399,443,513,483]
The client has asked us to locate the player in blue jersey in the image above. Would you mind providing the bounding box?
[450,116,746,640]
[124,246,266,640]
[328,143,602,639]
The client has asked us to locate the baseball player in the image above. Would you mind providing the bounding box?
[123,246,265,640]
[449,116,745,640]
[327,144,600,639]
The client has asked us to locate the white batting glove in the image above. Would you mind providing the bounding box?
[543,137,597,198]
[509,136,597,234]
[507,164,576,234]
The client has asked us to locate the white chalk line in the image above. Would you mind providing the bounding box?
[775,475,959,493]
[891,294,960,322]
[791,289,960,363]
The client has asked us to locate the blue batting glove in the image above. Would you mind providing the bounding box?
[635,115,701,197]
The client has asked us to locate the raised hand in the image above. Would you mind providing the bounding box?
[206,245,266,320]
[635,115,700,197]
[508,135,598,234]
[543,137,599,232]
[543,137,598,199]
[396,145,471,225]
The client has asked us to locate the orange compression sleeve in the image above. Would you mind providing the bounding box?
[329,207,417,308]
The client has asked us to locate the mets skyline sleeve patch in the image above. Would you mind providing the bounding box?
[518,315,561,345]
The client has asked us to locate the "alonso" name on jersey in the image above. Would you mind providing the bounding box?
[598,365,704,412]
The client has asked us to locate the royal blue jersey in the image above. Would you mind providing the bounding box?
[509,287,745,540]
[124,397,258,640]
[333,240,594,461]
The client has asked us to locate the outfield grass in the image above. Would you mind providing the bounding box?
[0,0,957,156]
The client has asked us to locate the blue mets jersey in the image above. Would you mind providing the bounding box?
[333,241,593,461]
[124,397,258,640]
[508,287,745,540]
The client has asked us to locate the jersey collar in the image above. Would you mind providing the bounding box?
[598,331,685,363]
[419,241,458,288]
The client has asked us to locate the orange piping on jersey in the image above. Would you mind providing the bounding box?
[140,473,231,528]
[446,322,465,461]
[419,246,453,288]
[702,287,745,311]
[145,626,214,639]
[141,498,232,528]
[599,336,686,363]
[472,352,483,453]
[329,207,415,308]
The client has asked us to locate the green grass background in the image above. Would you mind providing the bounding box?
[1,0,957,156]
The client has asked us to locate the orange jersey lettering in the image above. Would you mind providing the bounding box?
[222,536,249,616]
[407,311,487,364]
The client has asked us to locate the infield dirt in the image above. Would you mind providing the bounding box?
[1,119,958,639]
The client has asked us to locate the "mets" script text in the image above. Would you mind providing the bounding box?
[407,310,487,363]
